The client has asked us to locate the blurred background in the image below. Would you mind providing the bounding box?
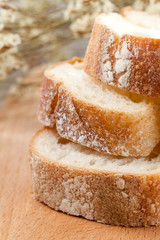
[0,0,160,106]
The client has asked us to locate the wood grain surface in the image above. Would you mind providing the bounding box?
[1,70,160,240]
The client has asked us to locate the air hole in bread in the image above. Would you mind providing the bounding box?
[57,138,70,145]
[89,159,95,165]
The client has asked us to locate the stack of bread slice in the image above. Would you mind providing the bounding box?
[30,8,160,227]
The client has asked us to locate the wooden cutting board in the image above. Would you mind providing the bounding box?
[1,70,160,240]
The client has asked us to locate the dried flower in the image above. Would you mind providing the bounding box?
[0,0,160,84]
[65,0,160,37]
[64,0,116,37]
[0,0,21,81]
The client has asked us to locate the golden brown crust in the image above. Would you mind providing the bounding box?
[84,18,160,97]
[38,57,82,126]
[38,58,160,157]
[29,128,160,227]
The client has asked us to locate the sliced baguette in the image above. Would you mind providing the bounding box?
[121,7,160,31]
[38,58,160,157]
[30,127,160,227]
[84,13,160,97]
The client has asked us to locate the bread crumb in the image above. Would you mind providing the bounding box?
[116,178,125,190]
[151,204,156,213]
[122,192,128,198]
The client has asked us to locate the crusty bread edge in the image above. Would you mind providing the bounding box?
[38,58,160,157]
[29,127,160,227]
[84,15,160,97]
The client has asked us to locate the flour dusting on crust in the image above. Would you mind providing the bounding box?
[60,175,94,219]
[115,41,133,88]
[101,32,115,83]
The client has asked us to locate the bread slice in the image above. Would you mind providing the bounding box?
[38,58,160,157]
[121,7,160,31]
[30,127,160,227]
[84,13,160,97]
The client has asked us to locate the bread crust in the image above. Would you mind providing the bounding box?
[30,128,160,227]
[38,58,160,157]
[84,15,160,97]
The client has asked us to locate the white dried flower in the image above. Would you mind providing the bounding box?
[0,47,21,80]
[65,0,115,36]
[0,33,21,49]
[65,0,160,36]
[0,0,22,81]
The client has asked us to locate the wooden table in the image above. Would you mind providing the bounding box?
[1,71,160,240]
